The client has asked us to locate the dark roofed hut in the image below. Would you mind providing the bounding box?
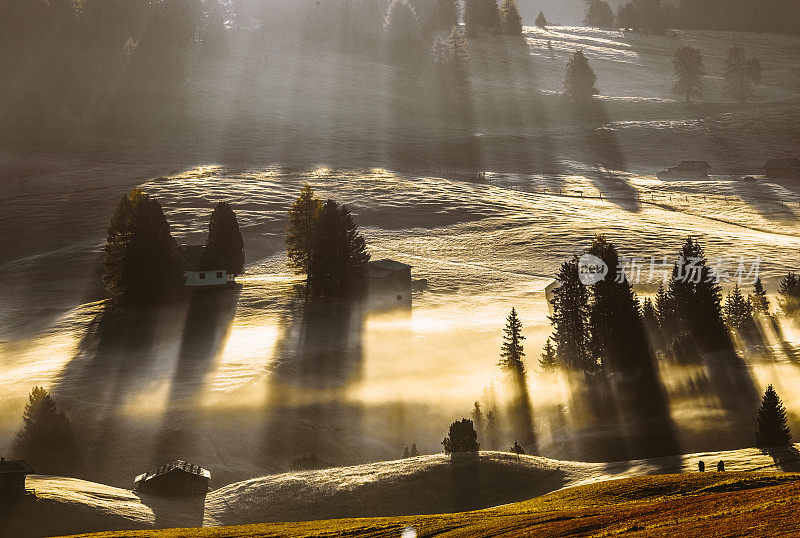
[176,245,228,287]
[657,161,711,180]
[367,259,413,310]
[133,460,210,496]
[0,458,34,497]
[765,158,800,180]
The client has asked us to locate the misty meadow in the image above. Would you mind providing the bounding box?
[2,1,800,537]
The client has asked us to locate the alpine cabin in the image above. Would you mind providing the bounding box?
[0,458,34,497]
[176,245,228,287]
[657,161,711,180]
[133,460,210,496]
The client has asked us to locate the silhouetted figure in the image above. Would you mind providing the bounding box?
[698,460,705,472]
[717,461,725,472]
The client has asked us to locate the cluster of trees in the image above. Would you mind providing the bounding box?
[672,45,762,103]
[0,0,232,128]
[14,387,81,476]
[102,189,244,306]
[470,401,501,450]
[402,443,421,457]
[543,236,734,373]
[284,185,371,296]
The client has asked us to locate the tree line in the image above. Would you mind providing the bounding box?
[581,0,800,35]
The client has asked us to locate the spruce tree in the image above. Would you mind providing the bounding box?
[535,11,548,28]
[206,201,245,276]
[14,387,81,475]
[285,185,322,276]
[655,282,679,342]
[434,25,469,82]
[101,189,181,306]
[755,384,793,448]
[307,199,371,295]
[563,50,598,103]
[442,418,480,453]
[385,0,421,62]
[672,45,704,102]
[751,277,770,315]
[724,45,752,102]
[584,0,616,28]
[540,338,557,371]
[641,296,661,340]
[471,401,484,435]
[549,258,592,371]
[410,443,420,456]
[778,272,800,320]
[724,284,755,334]
[485,410,499,450]
[587,235,651,371]
[481,0,501,29]
[499,0,523,35]
[669,237,729,351]
[499,307,526,376]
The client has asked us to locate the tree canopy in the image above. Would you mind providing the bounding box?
[563,50,598,103]
[207,201,245,276]
[442,418,480,453]
[672,45,704,103]
[754,384,793,448]
[14,387,81,475]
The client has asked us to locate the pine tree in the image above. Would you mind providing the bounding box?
[410,442,420,456]
[307,199,371,295]
[587,235,652,371]
[510,440,525,455]
[754,384,793,447]
[669,237,729,351]
[779,272,800,320]
[540,338,557,371]
[724,46,752,102]
[499,307,526,375]
[549,258,592,371]
[101,189,181,306]
[14,387,81,475]
[535,11,548,28]
[584,0,616,28]
[672,45,704,102]
[403,446,410,458]
[499,0,522,35]
[442,418,480,453]
[285,185,323,276]
[563,50,598,103]
[485,410,499,450]
[207,201,245,276]
[434,25,469,82]
[471,401,484,435]
[751,277,770,315]
[641,296,661,339]
[655,283,679,341]
[481,0,501,29]
[724,283,757,340]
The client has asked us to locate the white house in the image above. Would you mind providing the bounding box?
[176,245,228,287]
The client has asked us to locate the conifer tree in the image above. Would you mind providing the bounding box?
[669,237,729,351]
[471,401,484,436]
[563,50,598,103]
[587,235,651,371]
[724,283,757,341]
[101,189,181,306]
[14,387,81,475]
[655,282,679,341]
[442,418,480,453]
[499,307,526,375]
[510,440,525,455]
[385,0,421,62]
[549,258,592,371]
[499,0,523,35]
[481,0,501,29]
[755,384,793,447]
[434,25,469,82]
[285,185,323,275]
[410,443,420,456]
[584,0,616,28]
[403,446,410,458]
[641,296,661,340]
[535,11,548,28]
[724,45,752,102]
[307,199,371,295]
[672,45,704,102]
[485,410,499,449]
[207,201,245,276]
[540,338,557,371]
[751,277,770,315]
[778,272,800,320]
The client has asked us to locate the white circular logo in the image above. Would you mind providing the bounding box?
[578,254,609,286]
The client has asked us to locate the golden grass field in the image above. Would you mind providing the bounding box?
[61,471,800,537]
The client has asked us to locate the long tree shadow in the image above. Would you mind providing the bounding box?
[259,289,366,472]
[150,286,241,471]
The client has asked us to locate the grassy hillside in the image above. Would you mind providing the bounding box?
[61,471,800,537]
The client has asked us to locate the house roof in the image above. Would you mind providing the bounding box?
[368,259,412,277]
[676,161,711,169]
[765,158,800,168]
[176,245,227,272]
[134,460,211,485]
[0,459,34,475]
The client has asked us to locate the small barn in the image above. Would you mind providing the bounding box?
[176,245,228,287]
[764,158,800,180]
[0,458,34,497]
[368,259,412,291]
[657,161,711,180]
[133,460,210,496]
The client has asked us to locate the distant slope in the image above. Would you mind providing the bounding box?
[6,446,800,538]
[60,472,800,538]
